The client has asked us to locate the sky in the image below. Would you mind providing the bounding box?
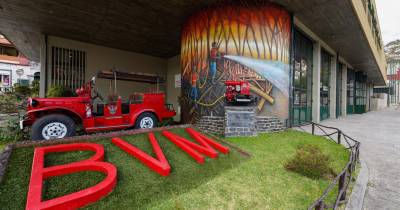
[375,0,400,44]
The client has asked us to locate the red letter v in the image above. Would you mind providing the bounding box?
[112,133,171,176]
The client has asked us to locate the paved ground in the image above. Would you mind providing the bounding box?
[311,107,400,210]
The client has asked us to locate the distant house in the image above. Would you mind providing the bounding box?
[0,34,40,92]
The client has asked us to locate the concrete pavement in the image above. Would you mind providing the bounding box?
[313,107,400,210]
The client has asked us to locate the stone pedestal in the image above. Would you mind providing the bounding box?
[224,106,257,137]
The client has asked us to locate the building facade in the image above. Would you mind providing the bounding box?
[384,40,400,105]
[0,0,386,125]
[0,35,40,92]
[387,62,400,105]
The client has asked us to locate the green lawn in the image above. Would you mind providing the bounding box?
[0,129,349,210]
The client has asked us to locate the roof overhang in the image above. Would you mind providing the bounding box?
[273,0,386,85]
[0,0,386,85]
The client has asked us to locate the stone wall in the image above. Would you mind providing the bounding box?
[196,106,286,137]
[225,106,257,137]
[195,116,225,135]
[256,116,285,132]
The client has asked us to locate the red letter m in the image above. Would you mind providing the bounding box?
[162,128,230,164]
[26,143,117,210]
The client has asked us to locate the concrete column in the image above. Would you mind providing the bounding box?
[329,54,337,118]
[39,34,46,97]
[367,83,373,111]
[341,65,348,116]
[312,42,321,123]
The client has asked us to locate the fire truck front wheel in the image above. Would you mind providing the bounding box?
[31,114,76,140]
[135,112,158,129]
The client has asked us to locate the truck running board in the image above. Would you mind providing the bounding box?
[86,124,131,132]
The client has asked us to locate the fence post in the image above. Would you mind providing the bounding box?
[315,201,324,210]
[337,131,341,144]
[312,123,315,135]
[339,171,347,201]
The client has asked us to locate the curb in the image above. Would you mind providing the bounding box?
[345,160,369,210]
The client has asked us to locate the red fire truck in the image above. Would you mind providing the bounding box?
[20,77,176,140]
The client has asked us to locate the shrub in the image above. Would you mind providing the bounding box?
[0,116,29,142]
[285,144,333,179]
[0,94,19,113]
[13,83,31,98]
[47,85,76,97]
[31,80,40,97]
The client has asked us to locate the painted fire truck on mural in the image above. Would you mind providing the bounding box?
[225,81,257,105]
[20,77,176,140]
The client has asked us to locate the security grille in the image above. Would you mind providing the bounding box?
[51,47,86,90]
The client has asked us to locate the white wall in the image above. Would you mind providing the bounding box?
[46,36,167,99]
[166,55,181,121]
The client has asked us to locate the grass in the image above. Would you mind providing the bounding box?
[0,143,5,151]
[0,129,349,210]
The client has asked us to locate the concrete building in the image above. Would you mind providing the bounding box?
[384,40,400,105]
[0,0,386,126]
[387,61,400,104]
[0,35,40,92]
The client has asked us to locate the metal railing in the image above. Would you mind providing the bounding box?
[296,122,360,210]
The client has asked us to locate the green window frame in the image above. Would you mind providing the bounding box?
[320,50,331,121]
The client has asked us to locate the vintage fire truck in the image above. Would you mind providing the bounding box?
[20,77,176,140]
[224,80,257,105]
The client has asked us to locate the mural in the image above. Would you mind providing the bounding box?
[180,3,291,123]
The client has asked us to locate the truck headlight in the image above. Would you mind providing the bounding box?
[30,99,39,107]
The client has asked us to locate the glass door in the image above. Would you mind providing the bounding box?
[355,72,367,114]
[292,30,313,126]
[336,63,343,118]
[347,69,355,114]
[320,50,331,121]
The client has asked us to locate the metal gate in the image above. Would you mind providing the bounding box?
[50,46,86,90]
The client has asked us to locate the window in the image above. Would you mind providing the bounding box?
[17,79,30,86]
[292,29,313,126]
[51,47,86,90]
[0,45,18,57]
[320,50,331,121]
[0,74,10,86]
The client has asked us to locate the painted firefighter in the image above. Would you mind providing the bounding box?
[209,42,221,84]
[189,66,199,106]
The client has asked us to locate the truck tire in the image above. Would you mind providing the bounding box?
[31,114,76,140]
[135,112,158,129]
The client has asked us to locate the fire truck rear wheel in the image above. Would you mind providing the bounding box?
[135,112,158,129]
[32,114,76,141]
